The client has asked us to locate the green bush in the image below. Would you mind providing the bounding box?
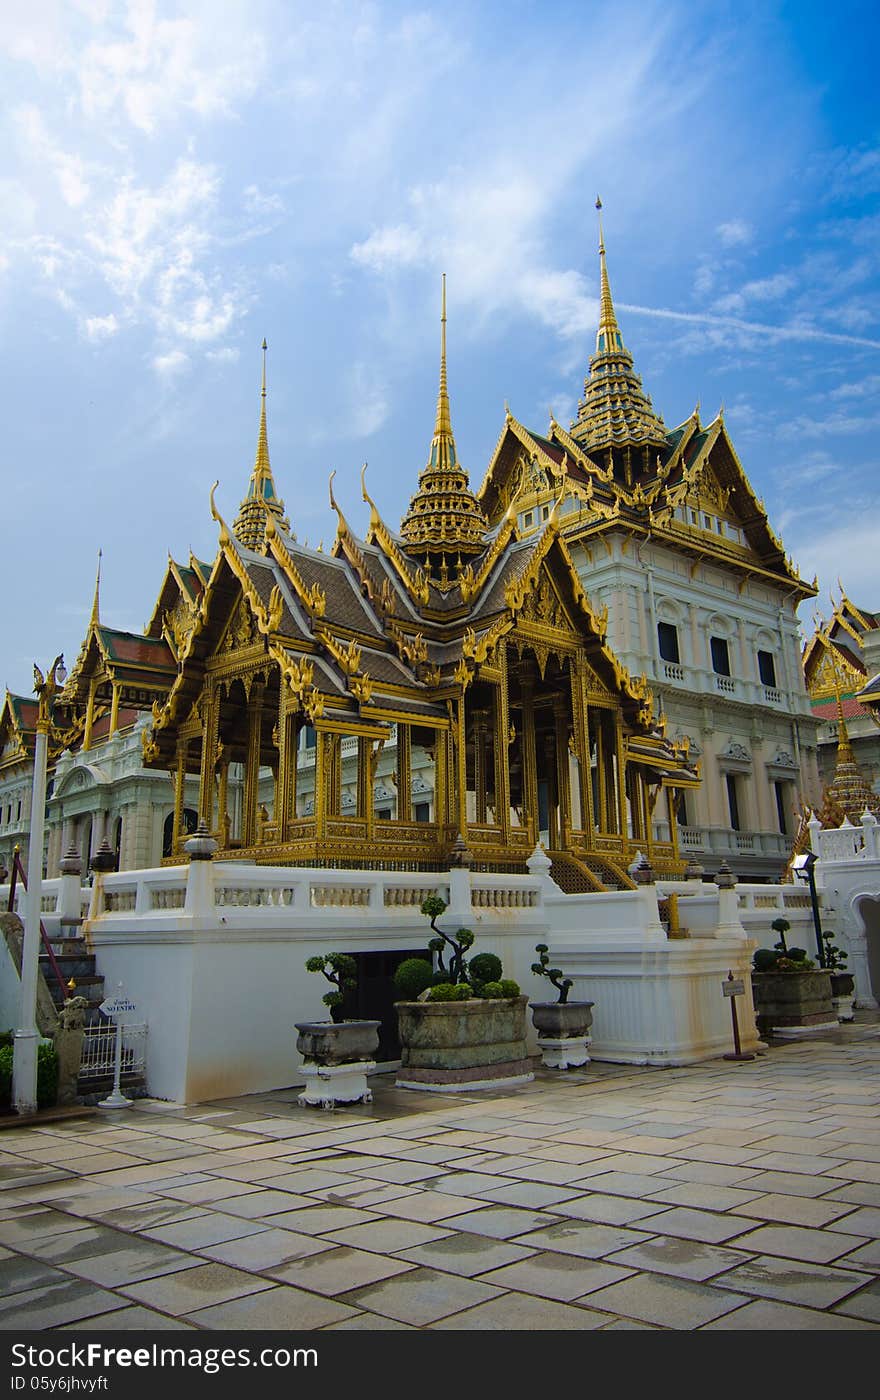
[480,981,504,999]
[305,953,357,1023]
[753,948,778,972]
[393,958,434,1001]
[427,982,460,1002]
[0,1029,14,1049]
[499,979,520,997]
[469,953,503,986]
[0,1041,58,1110]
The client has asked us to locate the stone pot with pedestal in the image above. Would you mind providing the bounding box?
[294,1020,381,1109]
[528,943,594,1069]
[529,1000,594,1069]
[829,972,856,1023]
[395,996,533,1091]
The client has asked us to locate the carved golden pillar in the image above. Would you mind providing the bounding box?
[544,733,558,849]
[109,684,120,736]
[83,678,98,752]
[521,674,538,845]
[455,693,468,839]
[217,752,230,848]
[329,734,342,815]
[277,680,298,839]
[570,664,593,838]
[554,697,572,850]
[494,647,512,841]
[172,739,188,850]
[357,737,371,819]
[616,721,628,839]
[472,709,488,825]
[314,730,329,840]
[396,724,411,822]
[198,683,220,828]
[433,726,448,833]
[242,681,264,847]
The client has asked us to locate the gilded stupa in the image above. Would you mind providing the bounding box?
[233,339,291,551]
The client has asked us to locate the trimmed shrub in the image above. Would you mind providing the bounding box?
[0,1041,58,1110]
[393,957,434,1001]
[499,979,521,998]
[468,953,503,986]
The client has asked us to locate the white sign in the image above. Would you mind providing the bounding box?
[100,995,138,1018]
[722,979,745,998]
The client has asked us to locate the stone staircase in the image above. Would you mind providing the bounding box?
[39,933,107,1024]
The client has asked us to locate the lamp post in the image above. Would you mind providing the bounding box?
[792,850,825,969]
[12,655,66,1113]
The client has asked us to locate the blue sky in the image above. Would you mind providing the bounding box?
[1,0,878,696]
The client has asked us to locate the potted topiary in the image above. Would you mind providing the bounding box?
[295,953,380,1108]
[529,943,594,1069]
[392,896,532,1092]
[751,937,835,1038]
[822,931,855,1022]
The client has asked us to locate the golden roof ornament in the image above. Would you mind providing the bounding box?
[569,198,666,457]
[233,339,291,552]
[399,275,488,566]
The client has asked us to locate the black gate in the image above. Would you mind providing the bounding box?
[340,948,430,1062]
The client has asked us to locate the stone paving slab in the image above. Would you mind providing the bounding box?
[0,1022,877,1332]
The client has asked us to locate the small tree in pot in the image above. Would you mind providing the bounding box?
[392,896,530,1091]
[529,943,594,1069]
[295,953,379,1108]
[751,934,834,1037]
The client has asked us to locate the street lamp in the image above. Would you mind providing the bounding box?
[12,655,66,1113]
[792,850,826,969]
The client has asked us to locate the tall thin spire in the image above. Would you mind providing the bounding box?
[434,273,453,441]
[595,197,622,355]
[569,198,666,455]
[90,549,102,628]
[233,339,290,551]
[399,276,487,567]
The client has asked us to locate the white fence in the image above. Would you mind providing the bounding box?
[79,1021,148,1080]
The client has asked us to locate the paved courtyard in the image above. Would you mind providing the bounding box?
[1,1023,879,1332]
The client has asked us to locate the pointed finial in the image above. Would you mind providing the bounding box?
[594,197,622,355]
[90,549,102,628]
[434,273,452,441]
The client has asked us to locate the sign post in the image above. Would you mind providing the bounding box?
[722,970,755,1062]
[98,984,138,1109]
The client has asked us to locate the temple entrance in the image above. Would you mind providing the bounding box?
[857,895,880,1004]
[339,948,432,1062]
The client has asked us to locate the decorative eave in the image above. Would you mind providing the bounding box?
[361,466,431,606]
[263,513,326,620]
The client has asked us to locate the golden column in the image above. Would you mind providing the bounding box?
[82,678,98,752]
[357,737,371,822]
[242,680,264,847]
[217,748,230,847]
[616,720,628,839]
[314,730,329,840]
[198,683,220,828]
[472,709,488,824]
[554,696,572,849]
[520,672,539,845]
[494,646,512,841]
[396,724,412,822]
[172,739,189,850]
[455,693,468,838]
[570,662,594,837]
[109,683,121,737]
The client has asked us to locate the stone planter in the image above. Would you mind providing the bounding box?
[530,1001,594,1069]
[395,996,534,1091]
[830,972,856,1023]
[295,1019,380,1109]
[751,970,837,1038]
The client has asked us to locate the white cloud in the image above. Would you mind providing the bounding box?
[788,518,880,606]
[206,346,240,364]
[716,219,753,247]
[83,312,119,340]
[351,225,425,271]
[348,362,388,438]
[152,348,191,377]
[713,272,795,314]
[618,301,880,352]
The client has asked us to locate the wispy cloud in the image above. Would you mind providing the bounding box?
[618,302,880,351]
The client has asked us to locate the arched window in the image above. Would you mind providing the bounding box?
[162,808,198,858]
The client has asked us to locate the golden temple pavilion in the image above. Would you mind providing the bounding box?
[65,280,700,888]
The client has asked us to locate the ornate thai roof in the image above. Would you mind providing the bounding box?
[232,341,291,552]
[817,699,880,823]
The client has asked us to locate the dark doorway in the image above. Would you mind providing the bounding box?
[340,948,431,1062]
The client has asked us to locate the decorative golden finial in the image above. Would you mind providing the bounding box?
[233,339,289,550]
[90,549,102,629]
[435,272,452,440]
[595,196,622,355]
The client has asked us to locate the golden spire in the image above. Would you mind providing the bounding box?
[399,277,487,568]
[233,339,290,551]
[90,549,102,628]
[569,198,666,456]
[595,197,623,355]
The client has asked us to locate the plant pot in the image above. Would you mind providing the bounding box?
[829,972,855,1023]
[751,970,836,1037]
[294,1019,381,1109]
[530,1001,594,1070]
[395,996,534,1091]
